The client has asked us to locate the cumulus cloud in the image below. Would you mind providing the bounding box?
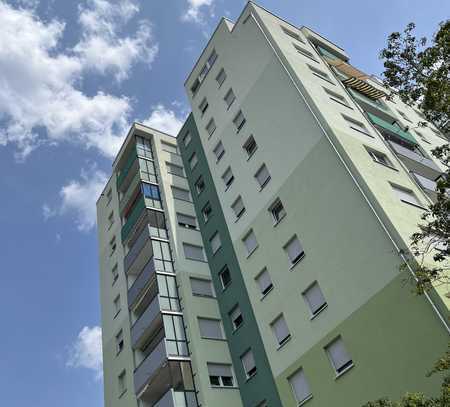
[74,0,158,82]
[0,0,156,160]
[67,326,103,381]
[182,0,215,24]
[142,104,184,136]
[44,166,107,232]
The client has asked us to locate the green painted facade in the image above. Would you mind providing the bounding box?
[179,113,283,407]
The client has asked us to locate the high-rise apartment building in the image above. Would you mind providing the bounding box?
[97,3,449,407]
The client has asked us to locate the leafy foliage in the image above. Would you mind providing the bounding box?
[380,21,450,135]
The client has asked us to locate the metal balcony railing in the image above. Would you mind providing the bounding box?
[128,258,155,309]
[119,172,141,215]
[124,224,151,274]
[121,197,146,243]
[117,148,138,190]
[367,112,418,146]
[131,294,163,350]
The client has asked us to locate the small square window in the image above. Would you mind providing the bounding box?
[293,44,317,62]
[161,141,178,155]
[231,196,246,219]
[255,164,271,189]
[233,110,246,132]
[241,349,257,379]
[106,188,112,205]
[367,148,394,168]
[115,330,124,354]
[324,87,351,108]
[222,167,234,189]
[113,294,121,318]
[207,363,234,387]
[284,235,305,267]
[281,26,304,43]
[288,368,312,405]
[269,198,286,224]
[343,115,371,136]
[216,68,227,87]
[118,370,127,396]
[243,230,258,256]
[202,202,212,222]
[308,64,333,83]
[302,281,327,318]
[271,314,291,347]
[189,152,198,170]
[198,318,224,340]
[325,336,354,375]
[229,305,243,330]
[391,184,423,208]
[167,162,184,177]
[111,263,119,285]
[219,266,232,289]
[177,213,197,229]
[209,232,222,255]
[206,119,216,137]
[183,131,192,147]
[183,243,205,261]
[190,278,215,297]
[199,98,209,115]
[224,88,236,109]
[109,236,117,256]
[255,268,273,297]
[243,135,257,158]
[195,176,206,195]
[213,141,225,162]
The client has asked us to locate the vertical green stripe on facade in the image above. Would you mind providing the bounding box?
[179,114,283,407]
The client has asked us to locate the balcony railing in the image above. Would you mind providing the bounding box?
[131,294,163,350]
[154,390,198,407]
[367,112,418,146]
[121,197,146,243]
[124,224,152,274]
[389,141,441,180]
[117,147,138,190]
[128,258,156,309]
[119,172,141,215]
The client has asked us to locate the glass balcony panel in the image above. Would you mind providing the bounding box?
[124,225,152,275]
[117,147,138,190]
[128,258,156,309]
[131,295,163,350]
[367,112,418,145]
[121,197,146,243]
[119,171,141,214]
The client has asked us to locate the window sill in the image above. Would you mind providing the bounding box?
[211,385,239,390]
[297,394,313,406]
[260,285,274,300]
[373,161,398,172]
[400,199,427,211]
[112,277,119,287]
[245,371,257,382]
[258,177,271,191]
[349,126,374,138]
[246,245,259,259]
[312,72,335,85]
[309,303,328,321]
[334,363,355,380]
[232,323,244,335]
[113,310,121,319]
[329,97,353,110]
[289,253,305,270]
[207,130,216,140]
[201,336,227,342]
[234,210,246,223]
[118,389,127,399]
[246,148,257,161]
[272,214,286,227]
[276,335,292,350]
[193,293,216,299]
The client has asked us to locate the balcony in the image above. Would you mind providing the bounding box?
[412,172,438,201]
[121,196,146,243]
[119,172,142,215]
[367,112,418,146]
[153,389,198,407]
[389,141,442,180]
[135,340,194,405]
[349,89,396,123]
[124,224,153,275]
[128,258,156,310]
[117,148,139,192]
[131,294,164,350]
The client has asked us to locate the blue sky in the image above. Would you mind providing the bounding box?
[0,0,447,406]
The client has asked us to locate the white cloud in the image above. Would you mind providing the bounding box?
[75,0,158,82]
[67,326,103,381]
[0,1,156,160]
[142,104,184,136]
[182,0,215,24]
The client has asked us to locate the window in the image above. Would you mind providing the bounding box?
[106,188,112,205]
[206,118,216,137]
[115,330,124,354]
[243,135,257,158]
[367,148,394,168]
[191,49,218,95]
[343,115,371,136]
[243,230,258,256]
[308,64,333,83]
[231,196,245,219]
[118,370,126,396]
[202,202,212,222]
[284,235,305,266]
[255,164,271,189]
[183,243,205,261]
[293,44,317,62]
[142,183,161,209]
[177,213,197,229]
[190,278,215,297]
[161,141,178,154]
[111,263,119,285]
[269,198,286,224]
[216,68,227,87]
[219,266,232,289]
[183,131,192,147]
[256,268,273,297]
[324,87,351,107]
[391,184,422,208]
[195,176,206,195]
[172,186,191,202]
[189,153,198,170]
[271,314,291,347]
[213,141,225,162]
[397,110,413,123]
[107,211,114,229]
[222,167,234,189]
[209,232,222,254]
[199,98,209,115]
[288,368,312,405]
[224,88,236,109]
[199,318,224,339]
[233,110,246,132]
[303,282,327,318]
[241,349,257,379]
[109,236,117,256]
[207,363,234,387]
[282,26,304,43]
[113,294,121,318]
[415,130,431,144]
[325,336,354,375]
[167,162,184,177]
[229,305,243,330]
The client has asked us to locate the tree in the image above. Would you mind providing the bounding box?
[361,22,450,406]
[380,20,449,134]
